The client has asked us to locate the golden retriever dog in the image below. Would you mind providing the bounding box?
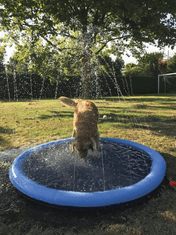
[59,96,99,159]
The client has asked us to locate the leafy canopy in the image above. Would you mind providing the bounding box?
[1,0,176,54]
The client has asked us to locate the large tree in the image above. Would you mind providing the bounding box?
[1,0,176,97]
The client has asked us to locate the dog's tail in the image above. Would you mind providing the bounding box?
[58,96,77,108]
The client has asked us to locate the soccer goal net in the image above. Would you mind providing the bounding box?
[158,72,176,94]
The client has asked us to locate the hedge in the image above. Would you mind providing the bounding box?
[0,73,175,100]
[0,74,81,100]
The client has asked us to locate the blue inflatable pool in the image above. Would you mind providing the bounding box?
[9,138,166,208]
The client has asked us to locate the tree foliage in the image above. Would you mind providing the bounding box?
[0,40,6,74]
[1,0,176,48]
[138,52,164,77]
[97,55,124,77]
[6,34,124,84]
[124,63,143,76]
[7,38,81,81]
[158,57,168,74]
[167,54,176,73]
[124,52,164,77]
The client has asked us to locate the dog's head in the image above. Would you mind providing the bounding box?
[72,138,93,158]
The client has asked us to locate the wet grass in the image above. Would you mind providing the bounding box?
[0,94,176,235]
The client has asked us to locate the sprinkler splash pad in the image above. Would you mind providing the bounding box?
[9,138,166,208]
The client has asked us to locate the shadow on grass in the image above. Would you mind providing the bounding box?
[134,104,176,111]
[161,152,176,179]
[38,111,74,120]
[104,94,176,103]
[0,127,14,150]
[0,127,14,134]
[98,104,176,138]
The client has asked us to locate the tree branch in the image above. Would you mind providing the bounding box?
[94,34,133,56]
[94,42,108,55]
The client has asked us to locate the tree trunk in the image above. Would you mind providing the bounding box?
[81,48,92,99]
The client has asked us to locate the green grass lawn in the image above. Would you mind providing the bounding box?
[1,95,175,160]
[0,94,176,235]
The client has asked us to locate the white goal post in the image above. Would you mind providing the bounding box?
[158,72,176,94]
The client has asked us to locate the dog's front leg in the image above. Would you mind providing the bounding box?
[72,140,76,152]
[72,129,76,138]
[93,131,100,153]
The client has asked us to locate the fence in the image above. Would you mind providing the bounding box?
[1,73,173,100]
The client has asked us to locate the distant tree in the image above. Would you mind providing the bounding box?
[0,42,6,74]
[138,52,164,77]
[125,63,136,70]
[6,57,17,74]
[97,55,124,77]
[124,52,165,77]
[167,54,176,73]
[10,36,82,81]
[158,58,168,74]
[124,63,143,76]
[124,63,137,76]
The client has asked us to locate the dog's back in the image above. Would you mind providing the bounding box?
[74,100,98,125]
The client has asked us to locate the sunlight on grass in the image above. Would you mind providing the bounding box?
[0,95,175,157]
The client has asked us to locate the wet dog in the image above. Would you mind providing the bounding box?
[59,96,99,159]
